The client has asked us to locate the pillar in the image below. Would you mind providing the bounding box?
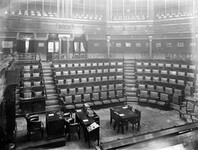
[149,36,153,59]
[107,36,111,58]
[67,37,70,59]
[196,34,198,59]
[59,38,62,60]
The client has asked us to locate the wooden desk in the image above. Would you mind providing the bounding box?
[110,106,140,133]
[46,113,65,139]
[75,109,100,148]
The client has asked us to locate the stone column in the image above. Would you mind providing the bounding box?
[67,37,70,59]
[149,36,153,59]
[107,36,111,58]
[59,38,62,60]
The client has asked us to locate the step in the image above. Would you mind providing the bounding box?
[45,80,54,84]
[125,79,136,83]
[125,84,136,87]
[47,95,58,100]
[47,93,58,97]
[45,84,56,88]
[45,105,61,112]
[127,96,138,101]
[46,100,59,106]
[124,75,136,79]
[125,92,137,96]
[46,90,57,95]
[124,71,135,74]
[44,76,54,80]
[43,73,53,76]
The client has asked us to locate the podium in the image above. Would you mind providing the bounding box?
[46,113,65,139]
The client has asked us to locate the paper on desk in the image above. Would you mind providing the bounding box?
[119,114,125,116]
[48,114,54,116]
[83,119,89,122]
[122,106,127,109]
[76,109,82,112]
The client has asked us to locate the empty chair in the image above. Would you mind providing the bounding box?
[24,65,31,71]
[101,85,107,91]
[109,91,119,103]
[138,84,146,90]
[100,91,111,105]
[165,87,173,95]
[147,85,155,91]
[116,90,126,103]
[157,93,170,107]
[34,91,44,98]
[85,86,92,93]
[60,88,68,96]
[57,79,64,85]
[77,87,84,94]
[32,72,40,77]
[108,85,115,91]
[62,96,75,111]
[92,93,102,106]
[174,89,182,96]
[82,93,94,107]
[53,64,60,68]
[130,109,141,131]
[81,78,87,83]
[156,86,164,93]
[69,88,76,95]
[93,86,100,92]
[25,114,44,139]
[148,91,159,106]
[116,84,123,90]
[73,78,80,84]
[74,94,83,109]
[33,81,42,87]
[138,90,149,104]
[23,81,32,87]
[67,123,80,141]
[60,64,66,68]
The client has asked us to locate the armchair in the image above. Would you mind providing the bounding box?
[25,114,44,140]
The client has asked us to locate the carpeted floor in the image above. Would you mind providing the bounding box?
[15,103,186,150]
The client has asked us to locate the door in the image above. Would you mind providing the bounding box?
[47,41,59,61]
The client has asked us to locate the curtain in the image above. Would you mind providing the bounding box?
[28,40,35,53]
[17,40,25,53]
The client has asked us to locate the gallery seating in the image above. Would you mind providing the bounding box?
[15,60,47,114]
[135,59,196,109]
[52,59,126,112]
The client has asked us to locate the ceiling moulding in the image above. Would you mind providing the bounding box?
[0,32,17,38]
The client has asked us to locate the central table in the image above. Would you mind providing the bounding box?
[110,105,140,133]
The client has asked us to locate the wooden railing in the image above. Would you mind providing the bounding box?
[14,53,41,61]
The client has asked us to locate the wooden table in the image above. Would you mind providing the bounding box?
[75,109,100,148]
[110,106,140,133]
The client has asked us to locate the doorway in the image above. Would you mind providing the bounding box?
[17,40,35,53]
[47,40,59,61]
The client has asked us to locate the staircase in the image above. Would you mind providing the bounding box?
[124,59,138,102]
[42,61,60,112]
